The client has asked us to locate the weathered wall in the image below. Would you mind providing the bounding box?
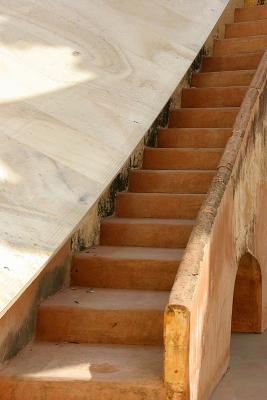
[165,50,267,400]
[0,241,71,362]
[71,101,170,251]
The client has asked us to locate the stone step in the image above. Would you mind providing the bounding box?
[181,86,247,108]
[37,287,168,345]
[0,342,165,400]
[214,35,267,57]
[226,20,267,38]
[235,4,267,23]
[157,128,231,148]
[143,147,223,170]
[100,217,194,248]
[169,107,239,128]
[129,169,215,194]
[72,246,182,291]
[191,70,255,87]
[115,192,204,219]
[201,53,262,72]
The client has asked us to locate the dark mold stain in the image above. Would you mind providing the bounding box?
[0,254,70,362]
[97,100,171,219]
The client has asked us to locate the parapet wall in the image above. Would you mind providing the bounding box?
[165,50,267,400]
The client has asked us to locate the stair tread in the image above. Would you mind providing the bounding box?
[172,106,239,111]
[129,169,215,194]
[183,85,248,90]
[214,35,267,56]
[226,19,267,38]
[191,70,255,87]
[102,217,195,225]
[169,107,239,128]
[203,51,262,59]
[193,70,255,77]
[40,287,169,311]
[117,192,205,198]
[228,19,267,28]
[158,128,232,149]
[159,127,232,132]
[145,146,224,152]
[76,245,184,262]
[131,168,216,173]
[201,52,262,72]
[218,33,267,42]
[235,4,267,23]
[0,341,164,385]
[235,4,267,12]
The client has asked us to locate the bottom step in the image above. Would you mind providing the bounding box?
[0,342,165,400]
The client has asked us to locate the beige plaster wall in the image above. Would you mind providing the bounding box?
[0,242,71,362]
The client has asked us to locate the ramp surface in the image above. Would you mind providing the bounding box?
[0,0,228,316]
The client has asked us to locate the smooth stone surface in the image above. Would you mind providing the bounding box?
[0,0,228,317]
[212,331,267,399]
[0,342,166,399]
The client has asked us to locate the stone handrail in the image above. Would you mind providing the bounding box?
[164,49,267,400]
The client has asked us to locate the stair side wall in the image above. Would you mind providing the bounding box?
[168,53,267,400]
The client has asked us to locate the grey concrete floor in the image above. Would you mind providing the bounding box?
[211,331,267,399]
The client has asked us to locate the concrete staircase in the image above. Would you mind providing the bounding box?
[0,4,266,399]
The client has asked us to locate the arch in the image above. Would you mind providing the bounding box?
[232,253,262,333]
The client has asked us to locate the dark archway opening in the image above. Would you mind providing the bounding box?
[232,252,262,333]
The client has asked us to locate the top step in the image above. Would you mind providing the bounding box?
[235,5,267,23]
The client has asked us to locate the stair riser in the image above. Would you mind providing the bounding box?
[157,128,231,148]
[169,109,238,128]
[0,380,166,400]
[191,71,254,87]
[143,148,222,170]
[37,308,164,345]
[214,37,267,57]
[72,256,178,290]
[100,222,193,248]
[201,53,262,72]
[226,21,267,38]
[235,5,267,23]
[129,170,215,193]
[115,193,204,219]
[181,87,247,108]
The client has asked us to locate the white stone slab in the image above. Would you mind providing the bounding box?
[0,0,229,316]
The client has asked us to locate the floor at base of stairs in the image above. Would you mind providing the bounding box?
[212,330,267,399]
